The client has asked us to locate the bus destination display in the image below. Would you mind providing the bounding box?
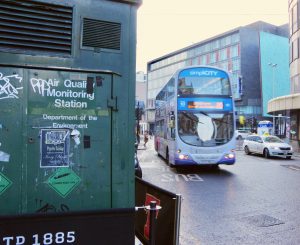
[188,101,224,109]
[178,98,232,111]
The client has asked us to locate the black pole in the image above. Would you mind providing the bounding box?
[149,201,157,245]
[136,101,140,144]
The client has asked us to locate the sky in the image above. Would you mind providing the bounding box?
[136,0,289,72]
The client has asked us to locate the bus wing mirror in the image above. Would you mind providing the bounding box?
[169,113,175,128]
[168,120,175,128]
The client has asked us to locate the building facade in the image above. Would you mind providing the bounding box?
[135,71,148,134]
[268,0,300,152]
[260,31,290,137]
[146,21,289,132]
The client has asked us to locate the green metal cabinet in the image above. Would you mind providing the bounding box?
[0,68,129,214]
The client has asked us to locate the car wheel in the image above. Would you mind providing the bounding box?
[244,146,250,155]
[286,156,292,160]
[237,135,242,140]
[263,148,270,158]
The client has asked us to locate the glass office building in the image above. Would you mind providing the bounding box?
[147,21,288,132]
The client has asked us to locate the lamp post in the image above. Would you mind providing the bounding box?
[268,63,277,135]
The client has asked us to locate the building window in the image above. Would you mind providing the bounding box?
[228,61,232,72]
[295,38,299,60]
[211,40,220,50]
[291,74,300,93]
[192,57,198,65]
[194,46,202,56]
[290,113,298,140]
[200,55,207,65]
[187,49,194,58]
[298,38,300,60]
[292,38,300,61]
[292,3,299,33]
[299,2,300,30]
[203,43,210,53]
[289,8,293,34]
[220,35,231,47]
[231,33,240,43]
[230,44,239,58]
[219,48,227,61]
[290,44,293,63]
[232,58,240,71]
[290,1,300,34]
[210,52,217,63]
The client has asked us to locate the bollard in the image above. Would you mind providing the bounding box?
[149,201,157,245]
[135,200,161,244]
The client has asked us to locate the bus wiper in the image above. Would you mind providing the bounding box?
[200,111,209,117]
[214,138,227,144]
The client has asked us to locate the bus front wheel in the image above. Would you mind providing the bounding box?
[166,149,175,168]
[210,164,219,170]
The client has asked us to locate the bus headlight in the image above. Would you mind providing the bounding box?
[179,154,189,160]
[224,153,235,159]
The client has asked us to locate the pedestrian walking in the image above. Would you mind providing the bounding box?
[144,131,149,147]
[149,130,153,139]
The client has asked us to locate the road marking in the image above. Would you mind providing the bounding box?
[140,165,205,182]
[161,173,204,182]
[281,165,300,171]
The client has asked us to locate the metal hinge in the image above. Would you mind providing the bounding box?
[107,97,118,111]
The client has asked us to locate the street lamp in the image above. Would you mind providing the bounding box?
[268,63,277,135]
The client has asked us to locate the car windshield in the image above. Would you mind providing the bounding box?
[238,130,250,133]
[177,111,234,147]
[263,136,284,143]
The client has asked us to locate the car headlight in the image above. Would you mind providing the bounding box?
[270,146,279,150]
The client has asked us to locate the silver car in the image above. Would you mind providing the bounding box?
[235,129,251,140]
[243,135,293,159]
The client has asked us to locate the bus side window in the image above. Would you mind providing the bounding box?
[164,124,167,139]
